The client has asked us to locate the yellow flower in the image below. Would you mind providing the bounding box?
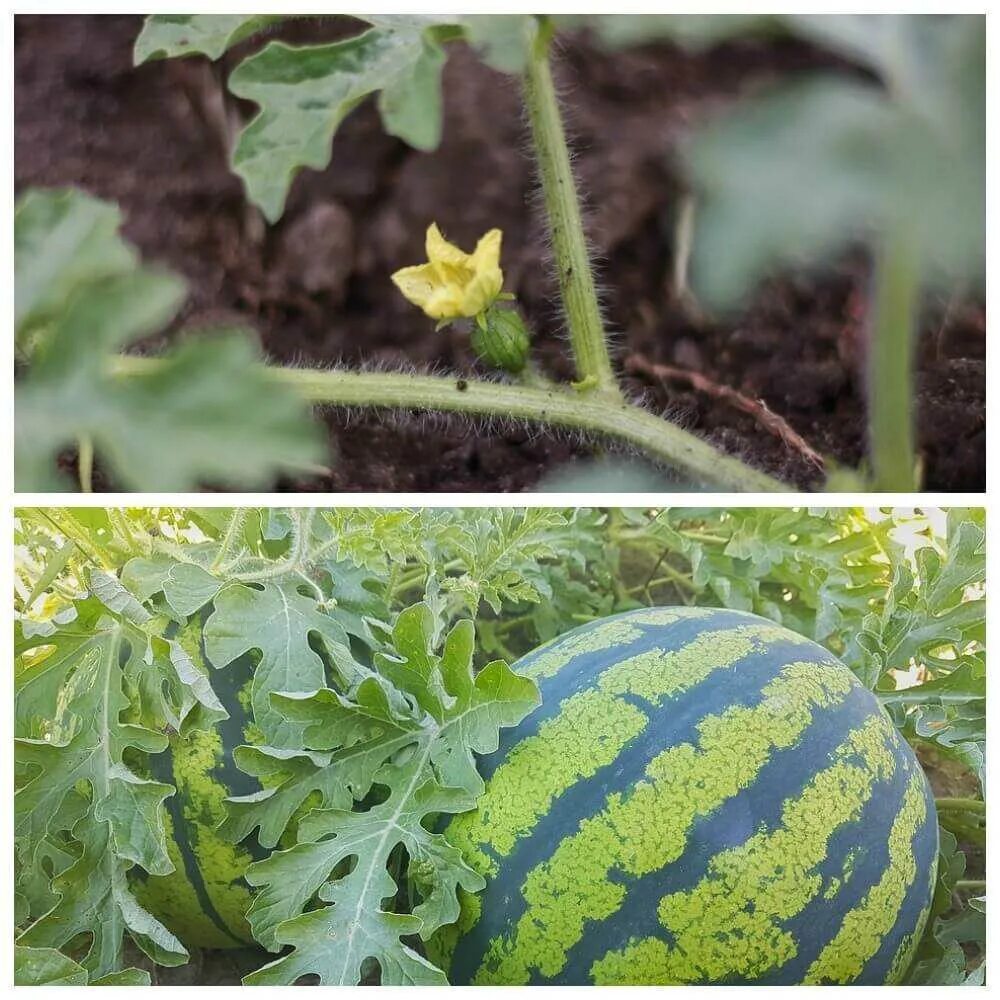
[392,223,504,321]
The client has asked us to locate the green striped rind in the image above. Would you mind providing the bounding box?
[802,770,931,984]
[586,713,912,984]
[438,607,938,985]
[132,620,256,948]
[133,727,255,947]
[522,606,717,682]
[470,661,859,984]
[886,865,936,985]
[446,619,813,879]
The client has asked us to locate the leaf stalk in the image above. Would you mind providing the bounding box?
[111,358,787,492]
[522,19,618,395]
[869,227,920,490]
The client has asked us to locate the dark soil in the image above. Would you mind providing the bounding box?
[15,14,985,491]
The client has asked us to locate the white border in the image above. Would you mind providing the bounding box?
[10,492,991,509]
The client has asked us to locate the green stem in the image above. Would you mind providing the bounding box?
[523,19,618,395]
[938,816,986,849]
[112,358,788,492]
[77,435,94,493]
[640,566,697,595]
[955,880,986,893]
[232,508,315,582]
[34,509,113,569]
[211,508,247,573]
[869,228,920,491]
[935,798,986,815]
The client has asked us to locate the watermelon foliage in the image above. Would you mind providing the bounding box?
[13,507,985,984]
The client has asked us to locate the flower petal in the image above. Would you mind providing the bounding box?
[425,223,469,267]
[393,225,506,320]
[472,228,502,272]
[462,268,504,317]
[391,263,439,309]
[424,285,467,320]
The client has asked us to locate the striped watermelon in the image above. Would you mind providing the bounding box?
[435,607,938,986]
[131,622,260,950]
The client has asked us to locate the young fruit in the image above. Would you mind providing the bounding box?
[471,306,530,374]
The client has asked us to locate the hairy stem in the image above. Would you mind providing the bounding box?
[112,358,788,492]
[523,19,618,395]
[211,508,247,573]
[34,509,113,569]
[869,228,920,491]
[232,508,316,582]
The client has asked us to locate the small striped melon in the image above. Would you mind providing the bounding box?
[131,625,260,950]
[434,607,938,985]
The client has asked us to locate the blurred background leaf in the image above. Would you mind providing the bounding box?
[575,14,984,308]
[14,188,324,491]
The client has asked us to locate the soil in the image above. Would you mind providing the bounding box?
[15,14,985,492]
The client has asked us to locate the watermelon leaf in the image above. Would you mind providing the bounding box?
[14,188,325,491]
[577,15,983,305]
[134,14,285,62]
[14,946,89,986]
[13,945,152,986]
[904,829,984,984]
[14,188,137,356]
[133,15,535,221]
[203,578,369,745]
[235,604,538,984]
[565,13,780,50]
[223,17,460,222]
[121,556,223,617]
[219,678,423,850]
[14,589,190,976]
[682,16,983,307]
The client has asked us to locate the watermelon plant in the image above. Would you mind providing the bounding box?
[13,14,984,492]
[13,506,985,984]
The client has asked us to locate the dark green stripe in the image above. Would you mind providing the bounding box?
[157,617,252,945]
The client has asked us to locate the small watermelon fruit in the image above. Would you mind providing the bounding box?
[433,607,938,986]
[131,566,382,951]
[131,619,260,950]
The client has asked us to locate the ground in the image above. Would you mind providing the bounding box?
[15,15,985,491]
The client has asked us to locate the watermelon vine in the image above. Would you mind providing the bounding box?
[14,507,985,984]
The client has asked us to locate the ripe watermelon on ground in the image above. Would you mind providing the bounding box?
[434,606,938,986]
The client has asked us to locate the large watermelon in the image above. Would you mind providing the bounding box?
[435,607,938,986]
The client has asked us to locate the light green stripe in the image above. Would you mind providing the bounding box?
[886,859,936,984]
[588,711,900,985]
[886,898,931,983]
[446,689,648,876]
[803,770,929,984]
[472,661,856,985]
[522,607,720,682]
[598,622,814,706]
[522,618,644,682]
